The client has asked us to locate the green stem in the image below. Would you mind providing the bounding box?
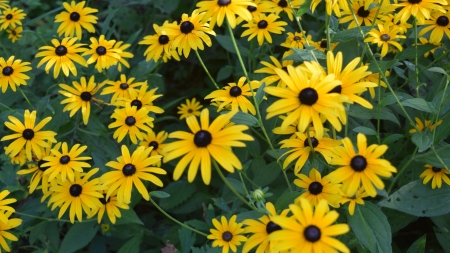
[0,102,12,110]
[195,50,220,90]
[238,171,250,196]
[149,198,208,237]
[22,30,47,46]
[387,147,418,194]
[413,18,420,97]
[431,146,448,170]
[376,57,382,144]
[325,14,331,52]
[432,77,449,142]
[18,87,33,109]
[0,41,8,57]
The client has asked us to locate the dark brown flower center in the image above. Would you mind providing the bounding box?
[357,7,370,18]
[229,86,242,97]
[70,12,80,21]
[158,35,169,45]
[96,46,107,56]
[258,20,268,29]
[304,225,321,242]
[122,163,136,176]
[5,14,12,20]
[380,34,390,41]
[320,40,327,48]
[218,0,231,6]
[350,155,367,172]
[22,129,35,140]
[303,137,319,148]
[125,116,136,126]
[266,221,282,234]
[328,85,342,94]
[248,6,257,12]
[60,155,71,165]
[437,16,449,26]
[432,166,442,172]
[100,194,110,205]
[120,83,129,90]
[55,45,68,56]
[11,30,16,35]
[180,21,194,34]
[408,0,422,3]
[80,91,92,101]
[188,109,194,113]
[309,181,323,195]
[299,88,318,105]
[294,36,302,41]
[2,66,13,76]
[69,184,82,197]
[278,0,288,7]
[131,99,142,110]
[38,159,49,172]
[194,130,212,147]
[149,141,159,150]
[222,231,233,242]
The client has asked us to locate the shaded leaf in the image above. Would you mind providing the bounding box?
[59,221,98,253]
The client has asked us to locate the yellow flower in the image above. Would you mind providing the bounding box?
[139,129,168,167]
[254,55,292,87]
[420,164,450,189]
[7,148,27,166]
[113,84,164,115]
[339,0,384,28]
[88,190,129,224]
[340,187,369,215]
[364,23,406,57]
[0,211,22,252]
[394,0,447,24]
[0,7,26,30]
[259,0,304,21]
[409,117,442,133]
[207,215,247,253]
[418,10,450,43]
[100,74,144,103]
[82,35,122,72]
[139,21,180,63]
[54,0,98,39]
[0,55,32,93]
[113,41,134,72]
[281,31,306,49]
[196,0,255,29]
[177,98,203,120]
[6,26,22,43]
[0,190,16,224]
[241,13,287,46]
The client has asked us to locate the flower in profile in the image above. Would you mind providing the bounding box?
[139,21,180,63]
[327,133,397,197]
[418,11,450,43]
[0,56,32,93]
[394,0,447,24]
[205,76,260,115]
[281,31,306,49]
[7,148,27,166]
[265,65,344,139]
[340,187,369,215]
[0,7,26,30]
[35,37,88,79]
[270,198,350,252]
[420,164,450,189]
[165,9,216,58]
[365,23,406,57]
[113,84,164,115]
[280,132,341,174]
[48,168,104,224]
[54,0,98,39]
[178,98,203,120]
[6,26,22,43]
[242,202,289,253]
[163,109,254,185]
[108,103,154,144]
[1,110,57,161]
[339,0,383,28]
[260,0,304,21]
[83,35,121,72]
[294,169,342,208]
[139,129,168,167]
[59,76,105,125]
[42,142,91,182]
[409,117,442,133]
[0,211,22,252]
[102,145,166,204]
[241,14,287,46]
[196,0,255,29]
[207,215,247,253]
[88,190,129,224]
[112,41,134,72]
[0,190,17,224]
[101,74,144,103]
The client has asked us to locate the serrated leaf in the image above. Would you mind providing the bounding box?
[117,231,143,253]
[407,234,426,253]
[59,221,98,253]
[230,111,259,126]
[179,227,196,253]
[159,180,196,210]
[353,126,377,136]
[411,132,433,152]
[150,191,170,198]
[402,98,437,113]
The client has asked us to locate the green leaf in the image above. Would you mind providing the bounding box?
[185,219,210,231]
[380,95,401,107]
[255,82,266,106]
[348,105,400,125]
[284,48,326,62]
[379,180,450,217]
[383,134,404,145]
[115,208,144,225]
[252,161,282,187]
[395,45,436,60]
[415,144,450,168]
[434,228,450,253]
[217,66,233,82]
[26,6,64,25]
[226,177,246,195]
[275,191,299,210]
[215,35,250,56]
[117,231,143,253]
[159,180,196,210]
[427,67,448,76]
[332,26,372,42]
[150,191,170,198]
[179,227,196,253]
[384,208,417,233]
[348,202,392,253]
[213,197,231,212]
[29,221,47,245]
[407,234,426,253]
[230,111,259,126]
[236,210,263,222]
[353,126,377,136]
[153,0,180,14]
[411,132,433,153]
[59,221,98,253]
[101,2,141,36]
[367,59,401,73]
[402,98,437,113]
[296,0,312,16]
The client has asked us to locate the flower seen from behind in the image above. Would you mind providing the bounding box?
[207,215,247,253]
[54,0,98,39]
[420,164,450,189]
[0,7,26,30]
[83,35,121,72]
[0,56,31,93]
[409,117,442,133]
[178,98,203,120]
[196,0,255,29]
[241,13,287,46]
[255,55,291,87]
[112,41,134,72]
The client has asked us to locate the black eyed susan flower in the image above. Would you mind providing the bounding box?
[327,133,397,197]
[294,168,342,208]
[361,63,389,98]
[418,11,450,43]
[207,215,247,253]
[420,164,450,189]
[139,21,180,63]
[260,0,304,21]
[364,23,406,57]
[380,13,412,34]
[83,35,121,72]
[205,76,261,115]
[102,145,166,205]
[108,103,154,144]
[6,26,22,43]
[48,168,104,224]
[269,198,350,252]
[311,0,345,16]
[163,109,254,185]
[178,98,203,120]
[54,0,98,39]
[255,56,292,87]
[113,84,164,115]
[313,38,339,52]
[112,41,134,72]
[339,0,383,28]
[35,37,88,79]
[0,190,17,224]
[42,142,91,183]
[417,37,440,57]
[165,9,216,58]
[340,187,369,215]
[280,132,341,174]
[281,31,306,49]
[139,129,168,167]
[409,117,442,133]
[236,0,275,24]
[7,148,27,166]
[0,1,9,9]
[196,0,255,29]
[241,13,287,46]
[0,56,31,93]
[394,0,447,24]
[88,191,129,224]
[59,76,105,125]
[265,66,344,139]
[0,211,22,252]
[1,110,57,161]
[0,7,26,30]
[242,202,289,253]
[100,74,144,103]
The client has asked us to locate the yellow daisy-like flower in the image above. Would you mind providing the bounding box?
[236,0,275,24]
[0,56,31,93]
[409,117,442,133]
[364,23,406,57]
[7,148,27,166]
[280,132,341,174]
[177,98,203,120]
[82,35,121,72]
[418,37,440,57]
[88,191,129,224]
[139,21,180,63]
[112,41,133,72]
[0,190,16,224]
[54,0,98,39]
[196,0,255,29]
[270,198,350,252]
[281,31,306,49]
[207,215,247,253]
[102,145,166,205]
[265,65,344,139]
[59,76,105,125]
[42,142,91,183]
[113,84,164,115]
[0,1,9,9]
[35,37,88,79]
[340,187,369,215]
[165,9,216,58]
[420,164,450,189]
[294,168,342,208]
[48,168,103,224]
[205,76,260,115]
[311,0,345,16]
[241,14,287,46]
[163,109,254,185]
[327,133,397,197]
[380,13,412,34]
[418,11,450,43]
[242,202,289,253]
[0,211,21,252]
[1,110,57,161]
[313,38,339,52]
[260,0,304,21]
[108,103,154,144]
[255,55,292,87]
[101,74,144,103]
[139,129,168,167]
[0,7,26,30]
[6,26,22,43]
[394,0,447,24]
[361,62,389,98]
[339,0,383,28]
